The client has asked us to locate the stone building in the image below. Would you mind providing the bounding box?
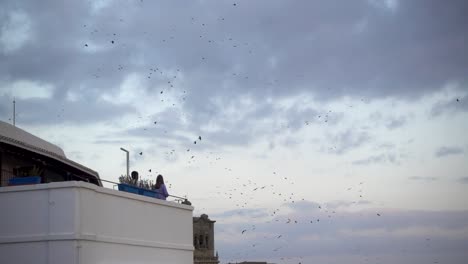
[193,214,219,264]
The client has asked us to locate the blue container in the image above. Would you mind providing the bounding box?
[117,184,157,198]
[140,189,156,198]
[117,183,140,194]
[9,176,41,186]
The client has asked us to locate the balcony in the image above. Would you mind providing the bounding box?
[0,181,194,264]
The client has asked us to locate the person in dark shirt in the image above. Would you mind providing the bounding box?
[131,171,139,185]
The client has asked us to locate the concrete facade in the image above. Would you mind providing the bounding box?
[0,181,194,264]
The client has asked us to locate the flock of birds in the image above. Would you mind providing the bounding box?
[21,1,459,264]
[212,175,384,263]
[131,129,397,264]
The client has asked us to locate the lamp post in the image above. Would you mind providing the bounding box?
[120,148,129,178]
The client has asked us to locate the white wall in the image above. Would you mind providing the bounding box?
[0,181,194,264]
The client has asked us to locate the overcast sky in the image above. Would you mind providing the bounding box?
[1,0,468,263]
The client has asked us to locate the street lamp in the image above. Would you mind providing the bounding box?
[120,147,129,178]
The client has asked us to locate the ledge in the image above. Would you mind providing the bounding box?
[0,181,193,211]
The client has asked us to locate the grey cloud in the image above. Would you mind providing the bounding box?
[284,200,373,212]
[369,111,382,122]
[435,146,464,158]
[375,143,395,150]
[216,207,468,263]
[173,99,341,150]
[323,200,372,209]
[385,116,407,130]
[280,136,301,148]
[353,154,385,165]
[107,127,192,163]
[0,0,467,132]
[169,100,277,148]
[93,139,127,145]
[369,112,408,130]
[211,208,270,219]
[285,200,321,212]
[431,95,468,117]
[326,129,371,155]
[0,0,465,160]
[201,130,252,148]
[458,177,468,184]
[283,107,319,131]
[108,109,194,142]
[0,94,135,125]
[0,100,9,120]
[409,176,438,182]
[352,153,397,166]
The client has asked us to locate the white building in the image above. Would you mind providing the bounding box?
[0,121,194,264]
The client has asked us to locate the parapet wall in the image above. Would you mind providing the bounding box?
[0,181,194,264]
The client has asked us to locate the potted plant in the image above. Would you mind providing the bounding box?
[9,166,43,186]
[29,166,43,177]
[117,175,140,194]
[118,174,156,198]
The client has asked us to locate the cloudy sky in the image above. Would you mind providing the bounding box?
[1,0,468,263]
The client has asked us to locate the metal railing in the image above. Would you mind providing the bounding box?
[0,172,191,205]
[99,179,191,205]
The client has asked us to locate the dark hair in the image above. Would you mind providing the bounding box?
[156,174,164,189]
[131,171,139,180]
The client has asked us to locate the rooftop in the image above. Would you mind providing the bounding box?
[0,121,100,185]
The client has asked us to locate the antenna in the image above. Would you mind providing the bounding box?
[13,98,16,126]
